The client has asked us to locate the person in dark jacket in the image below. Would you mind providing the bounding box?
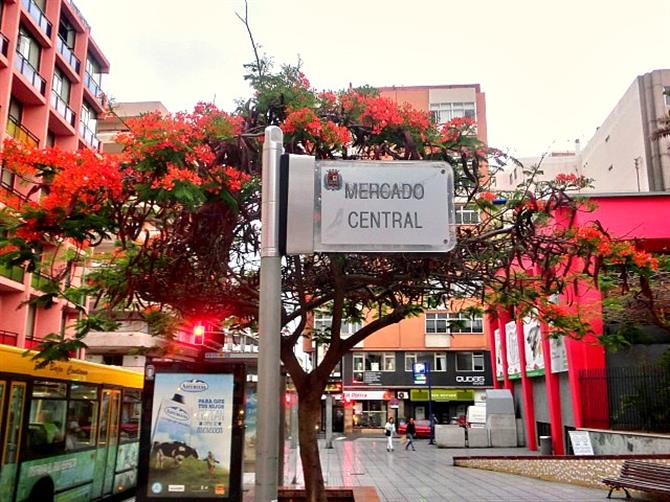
[405,418,417,451]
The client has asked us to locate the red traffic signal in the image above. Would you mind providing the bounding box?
[193,322,205,345]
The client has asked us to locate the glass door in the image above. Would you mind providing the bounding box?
[1,381,26,502]
[102,390,121,497]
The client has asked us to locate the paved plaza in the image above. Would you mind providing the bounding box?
[278,437,620,502]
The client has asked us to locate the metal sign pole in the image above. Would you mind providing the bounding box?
[325,394,333,449]
[255,126,283,502]
[427,362,435,445]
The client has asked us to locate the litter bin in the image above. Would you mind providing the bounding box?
[539,435,552,455]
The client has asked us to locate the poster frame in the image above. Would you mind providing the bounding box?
[136,360,246,502]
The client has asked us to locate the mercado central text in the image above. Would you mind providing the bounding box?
[344,182,424,229]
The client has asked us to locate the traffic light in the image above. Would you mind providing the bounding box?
[193,322,205,345]
[284,393,292,406]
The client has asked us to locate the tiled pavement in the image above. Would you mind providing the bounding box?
[279,437,624,502]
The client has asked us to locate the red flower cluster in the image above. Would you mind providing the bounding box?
[479,191,496,202]
[282,108,350,148]
[439,117,476,144]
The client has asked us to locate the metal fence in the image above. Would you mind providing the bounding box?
[580,365,670,432]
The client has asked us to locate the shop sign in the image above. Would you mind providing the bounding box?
[410,389,475,402]
[344,390,388,401]
[455,375,486,386]
[494,328,504,381]
[397,391,410,399]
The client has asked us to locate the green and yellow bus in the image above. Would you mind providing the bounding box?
[0,345,143,502]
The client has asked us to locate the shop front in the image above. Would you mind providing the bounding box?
[405,388,479,424]
[343,389,393,431]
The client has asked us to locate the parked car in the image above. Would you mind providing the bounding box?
[397,419,432,438]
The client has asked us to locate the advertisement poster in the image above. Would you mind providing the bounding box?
[550,335,569,373]
[505,321,521,378]
[147,372,234,499]
[243,385,256,471]
[523,317,544,377]
[494,329,504,380]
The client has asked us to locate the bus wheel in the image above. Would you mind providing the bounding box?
[28,477,54,502]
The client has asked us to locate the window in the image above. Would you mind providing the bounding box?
[17,27,41,69]
[352,352,394,382]
[102,354,123,366]
[383,353,395,372]
[8,98,22,123]
[456,352,485,372]
[120,390,141,441]
[429,101,476,124]
[27,382,68,456]
[434,352,447,372]
[81,102,97,130]
[58,16,76,48]
[66,383,98,450]
[314,313,362,339]
[25,304,37,341]
[425,313,449,334]
[455,205,480,225]
[52,68,71,102]
[446,312,484,334]
[3,383,26,464]
[404,352,417,372]
[665,87,670,106]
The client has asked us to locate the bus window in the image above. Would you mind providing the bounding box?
[66,383,98,451]
[27,381,67,456]
[3,382,26,464]
[120,390,141,442]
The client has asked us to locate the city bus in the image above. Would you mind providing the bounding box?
[0,345,143,502]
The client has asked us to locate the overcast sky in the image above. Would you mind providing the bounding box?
[75,0,669,157]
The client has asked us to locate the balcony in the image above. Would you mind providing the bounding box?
[84,71,104,101]
[31,271,58,292]
[51,90,76,127]
[56,37,81,74]
[66,0,90,30]
[14,52,46,96]
[0,263,26,284]
[6,116,39,148]
[22,0,52,38]
[0,330,19,347]
[79,121,99,149]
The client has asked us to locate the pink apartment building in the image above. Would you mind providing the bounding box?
[0,0,108,351]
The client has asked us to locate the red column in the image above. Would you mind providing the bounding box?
[496,308,513,392]
[540,321,564,455]
[516,317,537,450]
[486,314,502,389]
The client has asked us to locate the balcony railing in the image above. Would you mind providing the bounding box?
[0,330,19,347]
[22,0,52,38]
[6,116,39,148]
[1,33,8,57]
[66,0,90,30]
[31,271,58,292]
[0,263,26,283]
[84,71,104,100]
[56,37,81,74]
[14,52,46,95]
[79,121,99,149]
[51,90,76,126]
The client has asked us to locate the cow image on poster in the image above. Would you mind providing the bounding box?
[152,441,199,468]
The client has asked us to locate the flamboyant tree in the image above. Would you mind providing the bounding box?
[0,61,662,501]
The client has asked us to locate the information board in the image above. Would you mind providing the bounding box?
[137,361,245,502]
[568,430,595,456]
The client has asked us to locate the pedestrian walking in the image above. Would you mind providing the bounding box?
[405,417,417,451]
[384,417,396,452]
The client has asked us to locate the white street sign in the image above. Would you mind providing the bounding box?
[315,161,455,253]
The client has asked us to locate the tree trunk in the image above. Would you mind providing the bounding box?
[297,390,328,502]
